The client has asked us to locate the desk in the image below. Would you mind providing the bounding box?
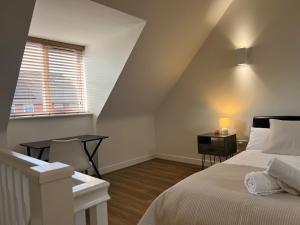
[20,135,108,178]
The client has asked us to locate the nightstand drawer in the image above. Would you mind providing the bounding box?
[198,144,224,155]
[198,148,229,156]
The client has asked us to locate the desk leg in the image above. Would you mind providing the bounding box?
[83,142,102,179]
[201,154,206,170]
[27,147,31,157]
[90,139,103,159]
[38,148,46,160]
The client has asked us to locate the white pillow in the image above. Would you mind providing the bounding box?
[246,127,270,150]
[263,119,300,156]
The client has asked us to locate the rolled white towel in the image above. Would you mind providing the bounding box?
[244,171,282,195]
[277,180,300,196]
[267,158,300,192]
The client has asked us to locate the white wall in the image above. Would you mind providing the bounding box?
[85,23,145,118]
[156,0,300,161]
[7,115,94,151]
[94,0,233,171]
[7,112,157,173]
[97,115,156,174]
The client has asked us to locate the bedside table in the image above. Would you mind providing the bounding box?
[237,139,248,153]
[197,133,237,169]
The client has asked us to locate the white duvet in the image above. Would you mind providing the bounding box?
[138,150,300,225]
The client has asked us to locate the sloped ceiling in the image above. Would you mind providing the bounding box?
[0,0,35,146]
[95,0,233,117]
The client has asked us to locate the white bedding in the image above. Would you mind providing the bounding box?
[225,149,300,169]
[138,150,300,225]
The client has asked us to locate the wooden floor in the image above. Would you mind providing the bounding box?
[102,159,201,225]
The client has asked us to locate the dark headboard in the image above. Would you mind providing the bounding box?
[253,116,300,128]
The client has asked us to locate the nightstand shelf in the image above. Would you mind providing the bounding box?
[197,133,237,169]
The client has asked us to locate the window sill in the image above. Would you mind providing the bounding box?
[9,112,93,120]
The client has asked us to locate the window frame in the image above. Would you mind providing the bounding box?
[10,37,87,119]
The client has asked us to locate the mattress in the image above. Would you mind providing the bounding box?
[138,150,300,225]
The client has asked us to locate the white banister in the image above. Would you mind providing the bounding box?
[0,149,110,225]
[72,172,110,225]
[0,150,74,225]
[29,163,75,225]
[89,202,108,225]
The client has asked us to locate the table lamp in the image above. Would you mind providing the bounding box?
[219,117,229,135]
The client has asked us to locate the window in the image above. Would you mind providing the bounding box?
[10,37,87,118]
[24,104,34,113]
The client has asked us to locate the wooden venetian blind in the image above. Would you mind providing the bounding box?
[10,37,87,117]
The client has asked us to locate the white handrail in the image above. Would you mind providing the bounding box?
[73,172,110,225]
[0,149,110,225]
[0,149,75,225]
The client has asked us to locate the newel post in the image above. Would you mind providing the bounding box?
[29,162,75,225]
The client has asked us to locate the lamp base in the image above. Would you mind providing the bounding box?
[221,128,229,135]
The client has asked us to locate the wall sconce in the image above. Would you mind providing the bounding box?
[236,48,248,65]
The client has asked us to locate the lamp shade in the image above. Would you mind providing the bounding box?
[219,117,230,128]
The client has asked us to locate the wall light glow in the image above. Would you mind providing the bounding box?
[227,17,257,49]
[231,25,254,48]
[208,95,246,116]
[233,65,256,91]
[207,66,259,117]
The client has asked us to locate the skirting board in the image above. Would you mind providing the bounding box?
[155,153,212,167]
[98,153,212,175]
[99,154,156,175]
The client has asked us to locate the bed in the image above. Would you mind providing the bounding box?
[138,116,300,225]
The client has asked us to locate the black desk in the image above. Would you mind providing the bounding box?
[20,135,108,178]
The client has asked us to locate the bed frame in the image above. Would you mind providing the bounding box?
[253,116,300,128]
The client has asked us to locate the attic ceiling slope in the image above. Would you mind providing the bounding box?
[95,0,233,117]
[0,0,35,146]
